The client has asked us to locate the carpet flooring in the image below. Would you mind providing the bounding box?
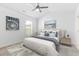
[59,45,79,56]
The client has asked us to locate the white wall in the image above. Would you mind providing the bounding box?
[38,11,75,45]
[74,7,79,49]
[0,6,36,48]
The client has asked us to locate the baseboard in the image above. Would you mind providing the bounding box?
[0,41,22,48]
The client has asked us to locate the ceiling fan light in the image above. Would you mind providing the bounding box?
[36,9,39,11]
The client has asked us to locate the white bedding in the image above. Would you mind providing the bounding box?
[23,37,59,56]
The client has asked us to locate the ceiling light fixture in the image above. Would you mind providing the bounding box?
[32,3,48,12]
[36,9,39,11]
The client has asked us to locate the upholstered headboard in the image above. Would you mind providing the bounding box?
[39,29,60,38]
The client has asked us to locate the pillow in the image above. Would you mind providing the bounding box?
[44,31,49,36]
[49,32,56,37]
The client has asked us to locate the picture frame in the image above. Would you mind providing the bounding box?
[44,20,56,29]
[6,16,19,31]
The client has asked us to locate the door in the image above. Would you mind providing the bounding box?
[25,21,32,37]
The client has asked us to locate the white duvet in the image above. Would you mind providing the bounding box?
[23,37,59,56]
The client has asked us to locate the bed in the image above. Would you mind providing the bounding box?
[33,29,60,51]
[23,30,61,56]
[23,37,59,56]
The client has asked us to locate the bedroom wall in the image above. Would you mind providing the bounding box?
[74,7,79,49]
[0,6,37,48]
[38,11,75,46]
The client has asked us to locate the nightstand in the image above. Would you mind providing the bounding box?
[60,37,72,46]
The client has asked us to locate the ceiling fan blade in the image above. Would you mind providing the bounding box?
[39,6,48,8]
[32,3,48,12]
[39,8,42,12]
[32,3,39,11]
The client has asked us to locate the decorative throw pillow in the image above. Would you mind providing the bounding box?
[49,32,56,37]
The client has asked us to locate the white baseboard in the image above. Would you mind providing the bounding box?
[0,40,23,48]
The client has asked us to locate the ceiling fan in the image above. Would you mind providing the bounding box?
[32,3,48,12]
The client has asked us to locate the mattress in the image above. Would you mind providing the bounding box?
[23,37,59,56]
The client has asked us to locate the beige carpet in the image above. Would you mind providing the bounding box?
[59,45,79,56]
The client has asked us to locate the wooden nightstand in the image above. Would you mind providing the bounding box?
[60,37,72,46]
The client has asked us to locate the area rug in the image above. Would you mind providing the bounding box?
[7,43,40,56]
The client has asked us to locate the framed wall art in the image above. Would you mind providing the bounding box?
[44,20,56,29]
[6,16,19,31]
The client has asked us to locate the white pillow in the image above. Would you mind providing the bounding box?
[49,32,56,37]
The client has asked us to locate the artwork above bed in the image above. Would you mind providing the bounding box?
[44,20,56,29]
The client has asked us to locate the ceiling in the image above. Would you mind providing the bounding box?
[0,3,79,18]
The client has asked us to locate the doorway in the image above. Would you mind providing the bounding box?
[25,21,32,37]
